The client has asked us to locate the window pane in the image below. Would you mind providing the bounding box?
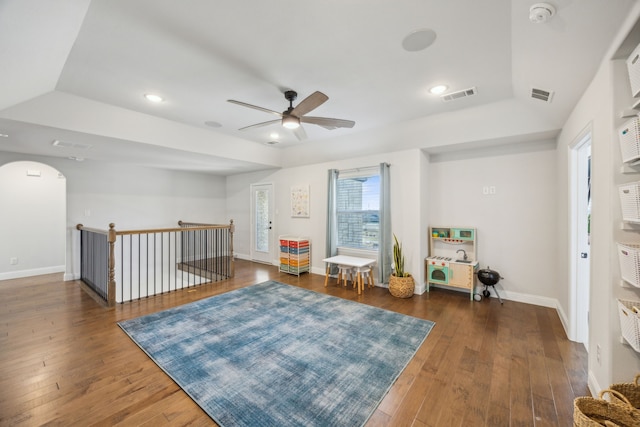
[255,189,269,252]
[336,175,379,250]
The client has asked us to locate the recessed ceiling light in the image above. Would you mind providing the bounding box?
[144,93,164,103]
[270,132,279,139]
[204,121,222,128]
[429,85,448,95]
[265,140,280,145]
[0,134,8,138]
[402,29,437,52]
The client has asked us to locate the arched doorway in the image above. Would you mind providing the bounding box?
[0,161,66,280]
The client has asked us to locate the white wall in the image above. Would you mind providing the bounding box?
[0,152,228,280]
[428,140,558,305]
[556,5,640,393]
[227,149,428,287]
[227,143,563,305]
[0,161,66,279]
[610,57,640,388]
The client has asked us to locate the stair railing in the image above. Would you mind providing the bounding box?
[77,220,234,305]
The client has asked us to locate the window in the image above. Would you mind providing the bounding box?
[336,173,380,250]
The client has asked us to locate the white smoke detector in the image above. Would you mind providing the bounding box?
[529,3,556,24]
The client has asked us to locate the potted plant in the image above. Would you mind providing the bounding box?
[389,234,415,298]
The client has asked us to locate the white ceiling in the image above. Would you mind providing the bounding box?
[0,0,637,174]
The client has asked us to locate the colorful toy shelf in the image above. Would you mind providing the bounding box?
[279,235,310,276]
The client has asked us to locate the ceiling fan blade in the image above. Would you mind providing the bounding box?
[293,124,307,141]
[291,91,328,117]
[238,119,280,131]
[300,116,355,129]
[227,100,282,117]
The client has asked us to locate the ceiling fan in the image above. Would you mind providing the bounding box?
[227,90,355,140]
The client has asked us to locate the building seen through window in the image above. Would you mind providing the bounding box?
[336,174,380,250]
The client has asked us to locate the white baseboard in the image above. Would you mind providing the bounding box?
[64,272,80,281]
[496,287,559,309]
[555,301,571,340]
[587,370,601,397]
[0,265,65,281]
[414,282,427,295]
[427,283,560,309]
[425,283,477,299]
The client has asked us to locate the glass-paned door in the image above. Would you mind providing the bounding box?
[251,183,273,264]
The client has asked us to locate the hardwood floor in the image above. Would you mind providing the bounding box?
[0,260,588,426]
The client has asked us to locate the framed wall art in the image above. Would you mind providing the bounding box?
[291,185,310,218]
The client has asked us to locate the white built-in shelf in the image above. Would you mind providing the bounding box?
[620,221,640,230]
[621,161,640,173]
[620,279,639,289]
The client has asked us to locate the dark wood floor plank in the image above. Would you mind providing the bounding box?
[0,261,588,426]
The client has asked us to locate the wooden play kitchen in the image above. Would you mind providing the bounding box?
[425,226,479,300]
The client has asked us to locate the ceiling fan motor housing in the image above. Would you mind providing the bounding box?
[284,90,298,102]
[227,89,355,138]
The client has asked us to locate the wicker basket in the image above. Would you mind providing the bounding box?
[389,275,415,298]
[616,244,640,289]
[573,389,640,427]
[618,116,640,164]
[619,183,640,222]
[611,374,640,410]
[627,43,640,98]
[617,299,640,352]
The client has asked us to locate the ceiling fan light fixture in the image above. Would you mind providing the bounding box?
[282,115,300,129]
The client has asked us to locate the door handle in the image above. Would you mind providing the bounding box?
[580,252,588,258]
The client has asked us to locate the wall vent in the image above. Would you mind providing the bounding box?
[441,87,477,102]
[531,87,554,103]
[52,139,92,150]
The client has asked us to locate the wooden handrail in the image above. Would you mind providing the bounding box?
[179,220,234,233]
[75,224,108,235]
[77,221,234,236]
[77,220,235,305]
[116,225,229,236]
[178,220,217,226]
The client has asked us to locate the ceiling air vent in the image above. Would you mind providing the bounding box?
[441,87,477,102]
[531,87,554,103]
[52,139,92,150]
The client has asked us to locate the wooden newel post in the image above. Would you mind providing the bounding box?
[108,223,116,307]
[229,219,235,277]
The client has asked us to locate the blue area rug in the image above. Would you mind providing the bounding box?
[118,280,435,427]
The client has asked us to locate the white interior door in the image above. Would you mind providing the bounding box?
[250,183,274,264]
[572,133,591,347]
